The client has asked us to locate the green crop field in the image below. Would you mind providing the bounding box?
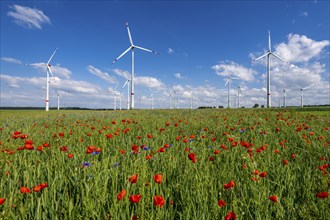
[0,109,329,219]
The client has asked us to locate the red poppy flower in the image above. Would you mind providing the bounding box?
[188,153,197,163]
[60,146,68,152]
[259,172,267,177]
[129,194,142,203]
[316,192,329,199]
[157,147,165,153]
[20,187,31,194]
[128,174,138,184]
[224,211,236,220]
[154,195,165,207]
[214,149,220,154]
[117,189,127,201]
[106,134,113,139]
[147,134,153,139]
[146,155,152,160]
[39,182,48,189]
[0,198,5,205]
[154,174,163,184]
[218,199,226,207]
[120,150,125,155]
[33,185,42,193]
[269,195,278,202]
[68,154,74,158]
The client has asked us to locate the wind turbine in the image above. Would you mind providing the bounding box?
[122,72,130,110]
[189,90,193,109]
[28,48,58,111]
[236,85,242,108]
[253,31,288,108]
[224,72,240,108]
[57,90,62,110]
[112,22,159,110]
[297,85,311,107]
[113,84,119,110]
[282,88,291,108]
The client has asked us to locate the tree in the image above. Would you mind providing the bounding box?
[253,103,259,108]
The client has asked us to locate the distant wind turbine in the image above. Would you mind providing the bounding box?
[112,22,159,110]
[57,90,62,110]
[113,84,119,110]
[122,72,130,110]
[235,85,242,108]
[224,72,240,108]
[253,31,288,108]
[296,85,311,107]
[28,48,58,111]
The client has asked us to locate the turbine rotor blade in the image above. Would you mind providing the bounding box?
[126,22,134,46]
[112,46,132,64]
[47,65,54,78]
[225,79,230,86]
[122,80,128,88]
[253,52,270,61]
[271,52,288,64]
[47,48,58,65]
[134,45,159,54]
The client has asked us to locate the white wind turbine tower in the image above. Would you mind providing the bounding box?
[296,85,311,107]
[57,90,62,110]
[235,85,242,108]
[28,48,58,111]
[253,31,288,108]
[189,90,193,109]
[224,72,240,108]
[112,22,159,110]
[122,72,130,110]
[113,84,119,110]
[282,88,290,108]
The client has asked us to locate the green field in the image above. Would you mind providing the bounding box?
[0,109,329,219]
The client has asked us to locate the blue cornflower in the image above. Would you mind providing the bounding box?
[82,162,91,167]
[92,151,100,155]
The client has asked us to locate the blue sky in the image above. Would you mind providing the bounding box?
[1,0,329,109]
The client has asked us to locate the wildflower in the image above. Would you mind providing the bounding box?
[154,174,163,184]
[157,147,165,153]
[282,159,289,165]
[68,154,74,159]
[128,174,138,184]
[147,134,153,139]
[214,149,220,154]
[82,162,91,168]
[153,195,165,207]
[218,199,226,207]
[316,192,329,199]
[0,198,5,205]
[259,172,267,177]
[117,189,127,201]
[106,134,113,139]
[146,155,152,160]
[60,146,68,152]
[224,180,235,190]
[20,187,31,194]
[269,195,278,202]
[224,211,236,220]
[33,185,42,193]
[188,153,197,163]
[120,149,125,155]
[129,194,142,203]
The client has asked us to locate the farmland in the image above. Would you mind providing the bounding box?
[0,109,329,219]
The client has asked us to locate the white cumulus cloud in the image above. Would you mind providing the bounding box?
[7,4,51,29]
[87,65,117,84]
[274,34,330,63]
[212,61,257,81]
[1,57,22,64]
